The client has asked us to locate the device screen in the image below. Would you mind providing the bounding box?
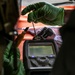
[28,43,55,56]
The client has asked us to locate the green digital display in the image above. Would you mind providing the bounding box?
[28,43,54,56]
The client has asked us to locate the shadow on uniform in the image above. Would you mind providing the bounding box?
[51,9,75,75]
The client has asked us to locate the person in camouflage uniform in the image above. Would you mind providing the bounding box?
[0,0,20,75]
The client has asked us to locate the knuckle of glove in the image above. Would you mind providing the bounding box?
[28,12,37,23]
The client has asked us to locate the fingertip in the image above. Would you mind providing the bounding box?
[21,12,24,15]
[21,10,26,15]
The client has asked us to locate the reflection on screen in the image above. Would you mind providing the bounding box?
[29,45,54,56]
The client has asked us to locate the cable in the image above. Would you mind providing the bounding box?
[32,22,36,36]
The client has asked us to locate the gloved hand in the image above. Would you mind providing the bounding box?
[3,41,25,75]
[21,2,64,25]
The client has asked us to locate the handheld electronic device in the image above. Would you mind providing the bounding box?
[23,40,58,75]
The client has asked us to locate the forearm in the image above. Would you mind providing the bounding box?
[0,46,4,75]
[0,37,8,75]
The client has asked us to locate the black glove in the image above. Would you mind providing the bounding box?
[21,2,64,25]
